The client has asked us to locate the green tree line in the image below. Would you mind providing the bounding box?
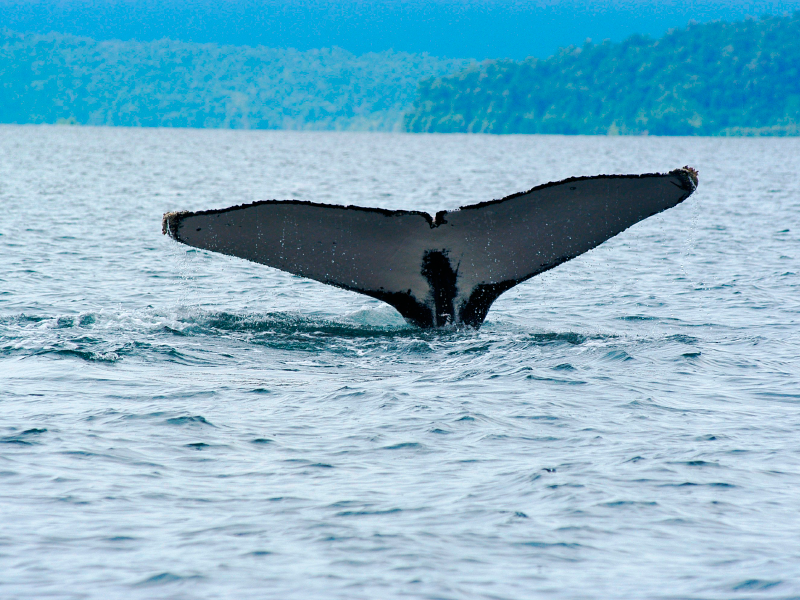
[405,14,800,136]
[0,29,470,130]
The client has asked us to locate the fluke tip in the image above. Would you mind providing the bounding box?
[161,211,186,238]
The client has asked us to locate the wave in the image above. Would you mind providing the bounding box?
[0,303,703,367]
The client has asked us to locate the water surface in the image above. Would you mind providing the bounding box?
[1,126,799,599]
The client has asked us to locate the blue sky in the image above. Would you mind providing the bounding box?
[3,0,800,58]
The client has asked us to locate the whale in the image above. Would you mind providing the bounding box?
[162,167,698,328]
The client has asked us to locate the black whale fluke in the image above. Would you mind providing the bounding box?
[162,167,698,328]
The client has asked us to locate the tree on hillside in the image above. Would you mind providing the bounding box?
[404,14,800,136]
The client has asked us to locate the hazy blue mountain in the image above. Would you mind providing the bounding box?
[405,14,800,136]
[3,0,800,60]
[0,30,471,130]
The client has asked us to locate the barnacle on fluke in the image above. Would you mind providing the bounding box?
[163,168,698,328]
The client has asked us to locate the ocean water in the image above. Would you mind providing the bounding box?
[1,125,799,599]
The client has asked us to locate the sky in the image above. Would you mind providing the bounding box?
[3,0,800,59]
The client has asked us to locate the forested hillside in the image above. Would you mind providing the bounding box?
[405,14,800,136]
[0,30,470,130]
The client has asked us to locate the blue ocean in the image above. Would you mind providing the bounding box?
[1,125,799,599]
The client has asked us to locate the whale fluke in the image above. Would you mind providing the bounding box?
[163,167,698,328]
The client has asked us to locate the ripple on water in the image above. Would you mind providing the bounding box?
[2,129,800,599]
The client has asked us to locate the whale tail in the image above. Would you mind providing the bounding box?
[163,167,698,328]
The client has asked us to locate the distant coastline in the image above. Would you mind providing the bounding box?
[0,29,470,132]
[3,14,799,136]
[406,14,800,136]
